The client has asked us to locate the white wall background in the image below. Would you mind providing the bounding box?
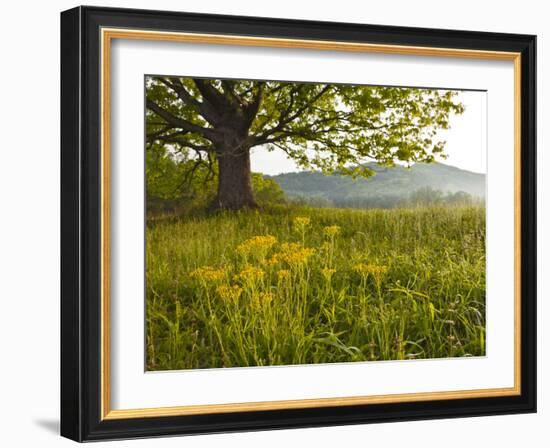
[0,0,545,446]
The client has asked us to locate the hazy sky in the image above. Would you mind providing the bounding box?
[250,90,486,175]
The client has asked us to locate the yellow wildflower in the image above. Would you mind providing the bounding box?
[251,291,274,308]
[189,266,227,283]
[262,256,279,268]
[236,235,277,257]
[293,217,311,229]
[323,225,341,237]
[321,267,336,281]
[277,269,291,281]
[236,265,265,284]
[279,242,301,252]
[216,285,243,303]
[274,242,315,266]
[353,263,389,277]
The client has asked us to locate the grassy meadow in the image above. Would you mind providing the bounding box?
[146,205,486,371]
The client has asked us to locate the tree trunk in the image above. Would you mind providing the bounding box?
[213,147,257,210]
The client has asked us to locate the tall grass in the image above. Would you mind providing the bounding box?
[146,205,485,370]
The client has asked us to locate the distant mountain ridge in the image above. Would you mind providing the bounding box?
[268,162,485,208]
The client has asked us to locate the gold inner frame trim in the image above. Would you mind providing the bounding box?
[100,27,522,420]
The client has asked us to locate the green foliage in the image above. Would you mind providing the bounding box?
[146,143,217,214]
[146,145,286,215]
[251,173,286,205]
[146,77,465,189]
[252,82,463,174]
[146,143,195,201]
[146,205,486,370]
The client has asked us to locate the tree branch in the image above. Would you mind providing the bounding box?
[155,133,214,154]
[192,79,227,110]
[220,80,243,110]
[146,99,217,140]
[253,85,333,143]
[243,82,264,129]
[157,77,223,125]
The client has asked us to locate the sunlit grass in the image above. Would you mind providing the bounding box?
[146,205,486,370]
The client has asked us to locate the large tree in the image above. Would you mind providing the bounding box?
[146,77,463,210]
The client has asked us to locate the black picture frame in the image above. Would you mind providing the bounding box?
[61,5,536,442]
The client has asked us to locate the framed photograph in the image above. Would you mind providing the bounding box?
[60,6,536,442]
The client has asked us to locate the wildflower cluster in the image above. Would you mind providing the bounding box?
[277,269,291,281]
[293,217,311,230]
[235,265,265,284]
[321,267,336,282]
[272,242,315,267]
[237,235,277,258]
[323,225,341,237]
[251,291,274,308]
[189,266,227,283]
[261,257,279,268]
[216,285,243,304]
[353,263,389,277]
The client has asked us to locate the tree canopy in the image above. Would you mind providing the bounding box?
[146,77,464,210]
